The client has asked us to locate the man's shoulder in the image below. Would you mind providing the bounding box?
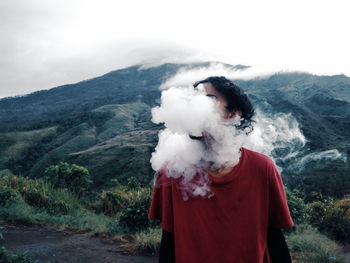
[242,147,275,168]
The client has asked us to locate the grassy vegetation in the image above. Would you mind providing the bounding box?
[287,224,345,263]
[132,227,162,254]
[2,101,158,190]
[1,63,349,261]
[0,170,349,260]
[0,171,158,237]
[0,126,57,170]
[0,175,116,235]
[0,246,38,263]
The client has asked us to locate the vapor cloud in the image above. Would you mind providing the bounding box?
[150,83,308,200]
[289,149,348,173]
[244,110,306,164]
[150,85,246,200]
[159,62,287,89]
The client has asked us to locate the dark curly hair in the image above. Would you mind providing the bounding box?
[193,76,255,133]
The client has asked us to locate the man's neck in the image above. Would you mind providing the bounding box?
[204,148,242,178]
[205,164,235,178]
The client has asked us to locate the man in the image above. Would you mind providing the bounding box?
[148,76,294,263]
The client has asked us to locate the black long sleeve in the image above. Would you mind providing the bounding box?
[159,228,292,263]
[267,227,292,263]
[159,230,175,263]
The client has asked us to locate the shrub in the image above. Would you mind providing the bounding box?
[305,191,335,204]
[322,198,350,243]
[287,224,344,263]
[127,176,141,189]
[44,162,92,198]
[118,187,155,233]
[306,201,327,228]
[286,188,308,225]
[305,192,335,229]
[0,187,22,207]
[0,175,51,196]
[0,246,38,263]
[106,220,122,236]
[100,187,130,216]
[0,175,116,234]
[133,227,162,254]
[0,200,36,226]
[106,178,121,189]
[0,176,79,215]
[20,190,69,215]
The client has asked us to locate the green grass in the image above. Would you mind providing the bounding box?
[0,126,57,170]
[0,175,117,235]
[90,102,152,142]
[0,246,38,263]
[287,224,345,263]
[1,174,350,261]
[28,124,97,178]
[131,227,162,255]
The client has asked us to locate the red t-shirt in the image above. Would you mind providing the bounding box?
[148,147,294,263]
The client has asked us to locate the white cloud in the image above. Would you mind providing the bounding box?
[1,0,349,98]
[158,62,303,89]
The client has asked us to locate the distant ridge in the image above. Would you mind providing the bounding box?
[0,61,349,197]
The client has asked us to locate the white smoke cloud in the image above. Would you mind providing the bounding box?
[150,86,246,200]
[301,149,347,163]
[159,62,301,90]
[151,64,347,195]
[288,149,348,173]
[244,110,307,164]
[150,84,309,200]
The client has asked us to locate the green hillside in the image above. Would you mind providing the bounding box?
[0,127,57,171]
[0,62,349,198]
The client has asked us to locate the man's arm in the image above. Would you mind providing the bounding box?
[159,230,175,263]
[159,228,291,263]
[267,227,292,263]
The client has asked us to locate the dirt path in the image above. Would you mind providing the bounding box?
[0,225,158,263]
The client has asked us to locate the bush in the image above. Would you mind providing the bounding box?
[0,175,51,196]
[118,187,156,233]
[0,175,116,235]
[127,176,141,189]
[306,201,327,228]
[0,187,22,207]
[20,190,69,215]
[0,246,38,263]
[286,188,308,225]
[44,162,92,198]
[106,220,122,236]
[133,227,162,255]
[100,187,130,217]
[322,198,350,243]
[0,176,73,216]
[304,192,335,229]
[105,178,121,189]
[287,224,344,263]
[0,201,34,226]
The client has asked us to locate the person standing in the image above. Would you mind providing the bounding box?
[148,76,294,263]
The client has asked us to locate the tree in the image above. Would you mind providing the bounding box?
[322,198,350,243]
[44,162,92,198]
[286,188,307,225]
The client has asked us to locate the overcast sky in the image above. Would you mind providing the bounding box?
[0,0,349,98]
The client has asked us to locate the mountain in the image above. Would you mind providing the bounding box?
[0,62,349,197]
